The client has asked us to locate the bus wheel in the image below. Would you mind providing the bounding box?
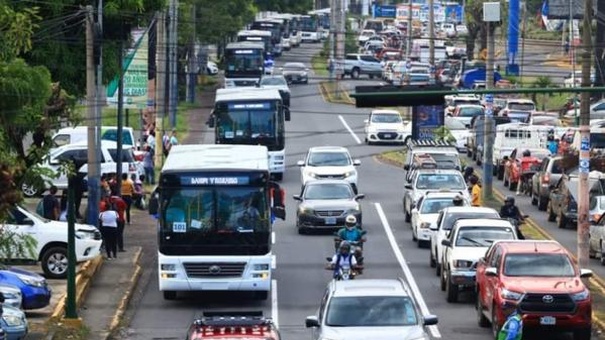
[255,291,269,300]
[163,291,177,300]
[273,173,283,181]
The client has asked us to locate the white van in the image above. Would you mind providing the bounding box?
[571,127,605,151]
[52,126,137,148]
[492,123,544,171]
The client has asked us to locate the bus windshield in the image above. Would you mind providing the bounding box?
[225,49,264,78]
[216,101,279,144]
[300,16,318,31]
[159,186,270,255]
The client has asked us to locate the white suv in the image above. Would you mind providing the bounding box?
[429,206,500,278]
[440,218,517,302]
[22,140,142,197]
[363,109,411,145]
[297,146,361,193]
[4,205,102,279]
[411,192,470,248]
[305,279,437,340]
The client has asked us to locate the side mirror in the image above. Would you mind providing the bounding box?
[423,315,439,326]
[148,191,159,216]
[355,194,365,200]
[285,107,291,121]
[292,195,302,201]
[403,164,410,170]
[580,269,593,278]
[353,159,361,166]
[441,239,451,247]
[429,224,438,231]
[23,217,34,226]
[404,184,413,190]
[305,316,320,328]
[485,267,498,277]
[296,160,305,167]
[411,208,418,214]
[364,119,369,124]
[206,115,215,128]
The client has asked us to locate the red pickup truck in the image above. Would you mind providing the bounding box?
[475,240,593,340]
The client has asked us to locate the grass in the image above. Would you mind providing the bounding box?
[48,321,90,340]
[319,81,353,105]
[311,53,329,77]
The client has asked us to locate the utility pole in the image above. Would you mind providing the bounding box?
[577,0,593,269]
[335,0,345,85]
[155,11,166,167]
[406,0,412,60]
[519,1,526,84]
[596,0,605,91]
[169,0,179,129]
[116,16,125,195]
[329,0,336,81]
[428,0,435,79]
[482,2,499,201]
[86,3,101,227]
[186,3,197,104]
[570,0,579,125]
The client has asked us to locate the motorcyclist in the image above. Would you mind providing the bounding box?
[497,304,523,340]
[326,241,359,279]
[516,150,540,196]
[336,215,365,264]
[499,196,526,239]
[452,195,465,207]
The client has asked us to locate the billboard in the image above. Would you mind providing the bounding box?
[543,0,596,19]
[373,5,397,18]
[412,105,444,140]
[397,4,446,23]
[107,29,149,109]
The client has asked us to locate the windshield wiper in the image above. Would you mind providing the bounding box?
[459,237,484,246]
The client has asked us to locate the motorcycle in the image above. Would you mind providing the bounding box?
[325,257,357,281]
[333,230,367,265]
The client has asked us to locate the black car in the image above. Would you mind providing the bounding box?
[293,180,364,234]
[281,62,309,84]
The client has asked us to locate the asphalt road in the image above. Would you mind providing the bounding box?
[114,45,590,340]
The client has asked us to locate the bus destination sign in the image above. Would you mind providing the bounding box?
[181,176,250,186]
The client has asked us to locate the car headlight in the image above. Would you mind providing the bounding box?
[75,230,95,240]
[253,264,270,271]
[420,222,431,229]
[16,274,45,288]
[299,207,314,215]
[501,288,523,301]
[343,170,355,178]
[453,260,473,268]
[160,264,176,271]
[3,315,23,327]
[571,289,590,301]
[348,205,361,213]
[225,80,235,87]
[272,154,284,160]
[305,171,317,179]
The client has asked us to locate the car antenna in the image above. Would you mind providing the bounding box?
[534,242,538,253]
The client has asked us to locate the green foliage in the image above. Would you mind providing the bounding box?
[0,228,38,262]
[0,4,40,61]
[530,76,556,110]
[190,0,257,45]
[433,126,456,143]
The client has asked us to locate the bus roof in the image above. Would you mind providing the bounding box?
[238,30,272,37]
[162,145,269,172]
[215,88,282,102]
[226,41,264,50]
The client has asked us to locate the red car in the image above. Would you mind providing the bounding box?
[186,312,281,340]
[476,240,593,339]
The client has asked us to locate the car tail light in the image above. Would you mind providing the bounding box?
[542,174,550,184]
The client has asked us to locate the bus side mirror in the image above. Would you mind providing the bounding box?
[148,189,159,216]
[206,115,215,128]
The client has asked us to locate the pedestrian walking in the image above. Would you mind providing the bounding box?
[41,186,60,220]
[146,130,156,154]
[143,145,155,184]
[470,175,482,207]
[110,195,127,252]
[120,173,135,224]
[98,204,119,260]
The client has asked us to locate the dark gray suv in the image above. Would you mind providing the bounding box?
[530,155,564,211]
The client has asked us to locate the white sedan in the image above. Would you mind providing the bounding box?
[297,146,361,193]
[411,192,468,248]
[363,109,411,145]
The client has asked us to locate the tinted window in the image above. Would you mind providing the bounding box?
[304,183,353,200]
[420,198,457,214]
[551,160,563,174]
[371,114,401,123]
[458,107,483,117]
[443,211,499,230]
[108,148,135,163]
[260,77,287,86]
[360,55,379,63]
[508,103,535,111]
[590,133,605,148]
[102,129,133,145]
[416,174,465,190]
[325,296,417,327]
[308,152,350,166]
[503,253,575,277]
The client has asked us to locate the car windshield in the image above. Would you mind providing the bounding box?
[454,226,515,247]
[415,174,465,190]
[304,183,353,200]
[567,178,605,201]
[591,133,605,148]
[108,148,135,163]
[284,63,305,71]
[260,77,287,86]
[532,116,561,126]
[308,152,350,166]
[371,113,401,123]
[420,198,457,214]
[508,103,535,111]
[445,117,467,130]
[428,153,460,169]
[325,296,418,327]
[459,107,483,117]
[442,211,499,230]
[504,253,575,277]
[453,99,481,106]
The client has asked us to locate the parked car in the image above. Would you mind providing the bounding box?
[476,240,593,339]
[305,279,438,340]
[363,109,411,145]
[293,180,364,234]
[2,205,102,278]
[297,146,361,193]
[343,54,382,79]
[0,285,22,309]
[1,304,28,340]
[0,266,51,310]
[548,171,605,229]
[531,156,564,211]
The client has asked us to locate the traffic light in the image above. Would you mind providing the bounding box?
[351,85,451,108]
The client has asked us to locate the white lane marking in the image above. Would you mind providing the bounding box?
[271,254,277,270]
[374,203,442,338]
[272,231,276,244]
[271,279,279,327]
[338,115,362,144]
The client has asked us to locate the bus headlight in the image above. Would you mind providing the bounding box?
[252,273,270,279]
[253,264,270,271]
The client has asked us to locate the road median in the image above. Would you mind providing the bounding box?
[318,81,354,105]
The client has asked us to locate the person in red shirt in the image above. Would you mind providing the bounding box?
[110,196,128,252]
[516,150,540,195]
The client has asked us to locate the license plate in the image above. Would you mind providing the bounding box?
[325,217,337,225]
[540,316,556,325]
[382,134,392,138]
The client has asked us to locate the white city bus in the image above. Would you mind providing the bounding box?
[224,41,265,88]
[150,144,285,300]
[208,88,289,180]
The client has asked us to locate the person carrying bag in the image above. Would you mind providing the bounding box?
[99,204,119,260]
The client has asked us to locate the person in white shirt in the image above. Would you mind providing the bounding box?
[99,205,119,260]
[326,241,359,279]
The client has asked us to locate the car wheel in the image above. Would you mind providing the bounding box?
[405,208,411,223]
[509,181,517,191]
[471,150,477,161]
[574,328,592,340]
[41,246,68,279]
[476,156,482,166]
[255,291,269,300]
[163,291,177,300]
[445,270,458,302]
[440,267,446,291]
[351,68,360,79]
[273,173,283,181]
[369,74,374,79]
[531,190,538,205]
[429,249,436,268]
[497,166,504,180]
[600,242,605,265]
[538,195,548,211]
[418,239,427,248]
[22,183,41,197]
[476,288,490,327]
[435,262,441,277]
[412,227,417,241]
[547,202,557,222]
[557,211,568,229]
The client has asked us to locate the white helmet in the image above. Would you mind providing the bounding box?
[345,214,357,227]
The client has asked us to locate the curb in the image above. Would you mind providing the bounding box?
[105,247,143,339]
[50,256,105,321]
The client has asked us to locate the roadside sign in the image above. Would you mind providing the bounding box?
[485,94,494,116]
[107,29,149,109]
